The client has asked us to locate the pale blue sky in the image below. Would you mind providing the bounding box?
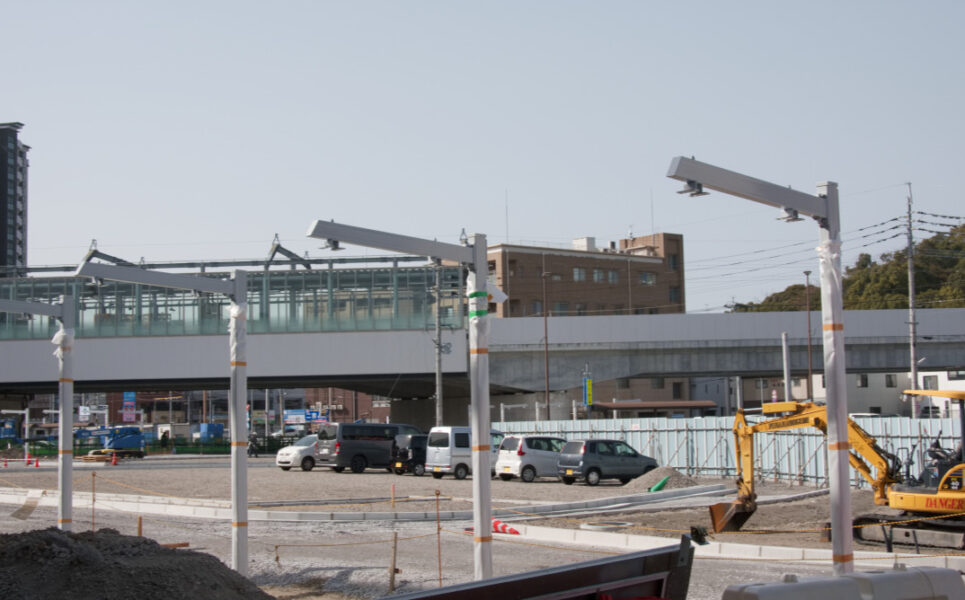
[6,1,963,312]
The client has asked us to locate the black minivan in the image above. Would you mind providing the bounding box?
[315,422,422,473]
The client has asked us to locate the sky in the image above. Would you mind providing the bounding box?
[6,1,964,312]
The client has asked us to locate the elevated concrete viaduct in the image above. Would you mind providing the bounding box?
[1,309,963,398]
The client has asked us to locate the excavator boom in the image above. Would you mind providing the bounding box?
[710,401,901,533]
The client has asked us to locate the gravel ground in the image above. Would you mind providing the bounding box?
[0,456,941,599]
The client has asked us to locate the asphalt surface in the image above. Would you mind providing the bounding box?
[0,455,847,598]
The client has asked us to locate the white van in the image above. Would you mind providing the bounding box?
[425,426,503,480]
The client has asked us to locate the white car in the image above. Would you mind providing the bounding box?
[495,435,567,482]
[275,434,319,471]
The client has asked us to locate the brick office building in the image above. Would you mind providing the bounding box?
[486,233,715,418]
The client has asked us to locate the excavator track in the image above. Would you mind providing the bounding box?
[853,512,965,550]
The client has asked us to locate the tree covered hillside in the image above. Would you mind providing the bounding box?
[731,224,965,312]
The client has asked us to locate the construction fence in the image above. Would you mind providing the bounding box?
[495,414,962,489]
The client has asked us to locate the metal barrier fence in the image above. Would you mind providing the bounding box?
[495,415,962,489]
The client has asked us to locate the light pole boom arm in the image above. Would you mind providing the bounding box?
[667,156,828,219]
[307,220,475,265]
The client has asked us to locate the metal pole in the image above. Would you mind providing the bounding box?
[467,234,493,580]
[906,183,919,417]
[816,181,854,575]
[434,260,444,426]
[804,270,814,401]
[782,332,792,402]
[228,270,249,575]
[56,296,75,531]
[542,257,550,420]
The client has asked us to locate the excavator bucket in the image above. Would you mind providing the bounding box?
[709,499,756,533]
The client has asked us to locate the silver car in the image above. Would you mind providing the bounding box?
[495,435,567,482]
[275,434,319,471]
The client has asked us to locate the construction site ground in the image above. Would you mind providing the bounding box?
[0,454,957,599]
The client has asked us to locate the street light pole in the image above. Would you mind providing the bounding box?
[73,261,250,575]
[306,219,494,580]
[667,157,853,575]
[0,297,75,532]
[804,270,813,401]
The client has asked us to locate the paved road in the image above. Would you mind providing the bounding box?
[0,456,843,599]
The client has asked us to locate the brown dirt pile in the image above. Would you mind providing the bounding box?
[0,527,273,600]
[629,466,699,491]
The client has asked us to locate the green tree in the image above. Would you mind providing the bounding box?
[731,224,965,312]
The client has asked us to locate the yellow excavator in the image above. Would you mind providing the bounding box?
[710,390,965,549]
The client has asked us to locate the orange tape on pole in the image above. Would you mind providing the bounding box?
[469,348,489,355]
[832,553,853,563]
[828,442,852,451]
[823,323,844,331]
[473,536,492,543]
[472,445,490,451]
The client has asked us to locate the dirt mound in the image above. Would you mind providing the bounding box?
[0,528,273,600]
[629,466,698,491]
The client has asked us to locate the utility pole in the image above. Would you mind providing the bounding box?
[906,183,919,417]
[804,270,813,401]
[434,259,444,426]
[541,255,551,421]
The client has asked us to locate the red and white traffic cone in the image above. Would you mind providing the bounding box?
[3,458,7,468]
[24,452,30,467]
[491,518,520,535]
[111,452,118,466]
[34,457,40,468]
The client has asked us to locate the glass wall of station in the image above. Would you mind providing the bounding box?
[0,264,465,339]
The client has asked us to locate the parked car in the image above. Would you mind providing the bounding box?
[270,425,306,438]
[315,422,422,473]
[275,434,320,471]
[495,435,567,482]
[392,433,428,476]
[557,439,657,486]
[425,426,504,479]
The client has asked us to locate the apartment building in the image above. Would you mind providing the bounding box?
[0,122,28,278]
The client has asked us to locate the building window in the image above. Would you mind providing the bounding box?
[948,370,965,381]
[552,301,569,315]
[531,300,542,315]
[755,379,767,389]
[669,286,681,303]
[639,272,656,285]
[573,267,586,282]
[616,378,630,390]
[923,375,939,389]
[593,268,605,283]
[651,378,664,389]
[669,254,679,271]
[884,374,897,388]
[608,269,619,284]
[672,382,683,399]
[857,374,869,388]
